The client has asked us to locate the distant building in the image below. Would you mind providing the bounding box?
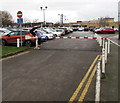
[64,17,118,28]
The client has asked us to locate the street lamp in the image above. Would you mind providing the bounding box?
[40,6,47,27]
[58,14,64,27]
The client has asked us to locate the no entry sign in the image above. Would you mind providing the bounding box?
[17,11,22,18]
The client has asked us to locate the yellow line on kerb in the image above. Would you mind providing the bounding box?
[0,51,30,61]
[77,65,97,103]
[68,55,99,103]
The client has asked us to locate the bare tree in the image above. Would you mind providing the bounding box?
[1,10,13,27]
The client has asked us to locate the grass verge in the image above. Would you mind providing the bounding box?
[0,46,29,57]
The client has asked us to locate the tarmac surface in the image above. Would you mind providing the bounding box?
[2,31,119,102]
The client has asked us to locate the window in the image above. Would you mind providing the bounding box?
[22,31,29,35]
[9,32,19,36]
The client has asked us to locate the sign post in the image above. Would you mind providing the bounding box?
[17,11,23,46]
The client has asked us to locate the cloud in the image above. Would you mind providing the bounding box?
[1,0,119,22]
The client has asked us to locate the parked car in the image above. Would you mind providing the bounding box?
[84,27,89,31]
[0,30,36,47]
[38,28,55,39]
[89,27,95,31]
[54,29,65,36]
[94,27,115,34]
[58,27,69,34]
[0,28,11,36]
[43,28,62,37]
[114,28,118,31]
[72,27,78,31]
[78,27,84,31]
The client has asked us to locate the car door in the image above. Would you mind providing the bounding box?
[6,31,20,43]
[102,28,108,34]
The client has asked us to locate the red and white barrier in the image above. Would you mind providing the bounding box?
[37,36,98,40]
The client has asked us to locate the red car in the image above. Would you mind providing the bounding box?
[0,30,36,47]
[94,28,115,34]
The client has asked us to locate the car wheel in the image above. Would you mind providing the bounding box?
[1,39,6,46]
[25,40,32,47]
[55,34,57,37]
[97,31,101,34]
[109,32,114,34]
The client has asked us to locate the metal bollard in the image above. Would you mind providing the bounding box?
[102,47,106,79]
[108,39,110,54]
[98,37,100,45]
[17,38,20,47]
[105,41,108,63]
[95,59,101,102]
[102,48,105,70]
[102,38,105,48]
[100,37,102,47]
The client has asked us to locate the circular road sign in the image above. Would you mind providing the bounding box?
[17,11,22,18]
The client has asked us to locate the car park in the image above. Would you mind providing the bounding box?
[94,27,115,34]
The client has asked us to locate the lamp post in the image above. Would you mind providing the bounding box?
[40,6,47,27]
[58,14,64,27]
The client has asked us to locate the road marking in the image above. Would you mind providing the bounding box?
[108,39,120,47]
[68,55,99,103]
[0,51,30,61]
[77,65,97,103]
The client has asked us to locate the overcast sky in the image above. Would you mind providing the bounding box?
[1,0,119,23]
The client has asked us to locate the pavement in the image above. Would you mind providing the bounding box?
[97,34,119,102]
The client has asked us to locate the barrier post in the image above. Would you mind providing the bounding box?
[98,36,100,45]
[102,38,105,48]
[95,59,101,102]
[17,38,20,47]
[105,41,108,63]
[100,37,102,47]
[102,47,105,79]
[34,37,40,49]
[108,39,110,54]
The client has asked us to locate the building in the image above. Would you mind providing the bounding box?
[65,18,118,28]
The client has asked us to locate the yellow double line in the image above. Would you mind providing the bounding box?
[68,55,100,103]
